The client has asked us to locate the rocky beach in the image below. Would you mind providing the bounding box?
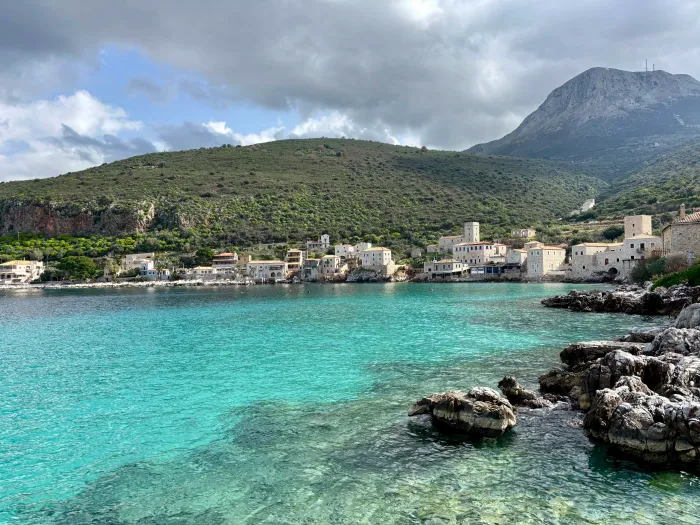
[413,285,700,474]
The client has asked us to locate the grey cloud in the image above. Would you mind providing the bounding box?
[157,122,241,151]
[1,1,700,148]
[48,124,158,163]
[127,77,169,102]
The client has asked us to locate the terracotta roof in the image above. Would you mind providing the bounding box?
[440,235,464,239]
[247,260,286,264]
[215,252,237,257]
[363,247,391,251]
[675,211,700,224]
[0,260,32,266]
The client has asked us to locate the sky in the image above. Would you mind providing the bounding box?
[1,0,700,181]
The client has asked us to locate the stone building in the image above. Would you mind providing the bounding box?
[437,222,480,252]
[526,246,567,278]
[506,248,527,265]
[661,204,700,259]
[511,228,536,239]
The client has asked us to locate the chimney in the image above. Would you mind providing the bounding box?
[680,204,686,220]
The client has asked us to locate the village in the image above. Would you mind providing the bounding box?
[1,204,699,286]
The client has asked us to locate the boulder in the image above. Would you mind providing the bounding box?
[617,326,667,343]
[538,367,581,396]
[675,303,700,329]
[408,388,516,437]
[645,327,700,357]
[560,341,646,367]
[498,376,553,408]
[583,379,700,471]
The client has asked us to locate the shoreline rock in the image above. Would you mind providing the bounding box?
[541,285,700,317]
[537,301,700,472]
[408,388,516,437]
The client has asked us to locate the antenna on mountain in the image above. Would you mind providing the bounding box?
[645,59,648,72]
[653,63,655,72]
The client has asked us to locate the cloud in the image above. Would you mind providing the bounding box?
[2,0,700,153]
[0,91,156,181]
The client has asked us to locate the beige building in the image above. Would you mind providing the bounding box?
[570,215,661,281]
[662,205,700,258]
[0,260,45,284]
[246,261,288,280]
[319,255,346,279]
[437,222,480,252]
[423,259,466,279]
[302,259,321,281]
[511,228,536,239]
[526,246,567,278]
[570,243,624,280]
[453,242,507,265]
[427,244,440,254]
[120,252,155,274]
[285,249,304,272]
[361,247,396,275]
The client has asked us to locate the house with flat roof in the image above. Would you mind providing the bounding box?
[423,259,466,279]
[453,242,507,266]
[246,261,288,280]
[0,260,44,284]
[526,246,567,278]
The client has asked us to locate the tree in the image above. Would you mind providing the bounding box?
[601,226,624,241]
[194,248,214,266]
[57,256,98,281]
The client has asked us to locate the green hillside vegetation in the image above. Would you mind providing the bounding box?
[595,140,700,220]
[0,139,604,258]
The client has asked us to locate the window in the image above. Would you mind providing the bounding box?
[640,243,645,250]
[630,243,635,248]
[605,259,609,265]
[631,256,635,260]
[583,265,586,270]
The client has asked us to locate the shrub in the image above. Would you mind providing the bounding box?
[630,256,666,285]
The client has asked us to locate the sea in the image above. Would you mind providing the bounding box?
[1,283,698,524]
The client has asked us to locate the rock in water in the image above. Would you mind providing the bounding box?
[560,341,646,367]
[498,376,553,408]
[584,378,700,470]
[408,388,516,437]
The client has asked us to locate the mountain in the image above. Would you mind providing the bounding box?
[468,68,700,179]
[0,139,604,250]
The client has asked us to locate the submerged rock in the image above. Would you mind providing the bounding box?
[408,388,516,437]
[498,376,553,408]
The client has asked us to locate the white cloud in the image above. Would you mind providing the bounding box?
[0,91,151,181]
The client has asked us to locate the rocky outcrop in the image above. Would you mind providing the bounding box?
[542,285,700,316]
[645,327,700,356]
[560,341,646,367]
[0,198,157,236]
[617,326,667,343]
[408,388,516,437]
[584,379,700,469]
[537,302,700,471]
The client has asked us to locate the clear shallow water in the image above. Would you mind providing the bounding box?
[1,283,698,524]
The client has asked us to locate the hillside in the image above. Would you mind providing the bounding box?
[468,68,700,180]
[595,139,700,220]
[0,139,604,252]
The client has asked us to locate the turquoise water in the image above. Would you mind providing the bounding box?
[1,283,698,524]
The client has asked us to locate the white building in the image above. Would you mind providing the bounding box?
[362,247,392,267]
[139,260,171,281]
[246,261,288,280]
[334,242,373,262]
[285,249,304,272]
[0,260,44,284]
[526,246,567,278]
[453,242,507,265]
[319,255,346,279]
[423,259,466,279]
